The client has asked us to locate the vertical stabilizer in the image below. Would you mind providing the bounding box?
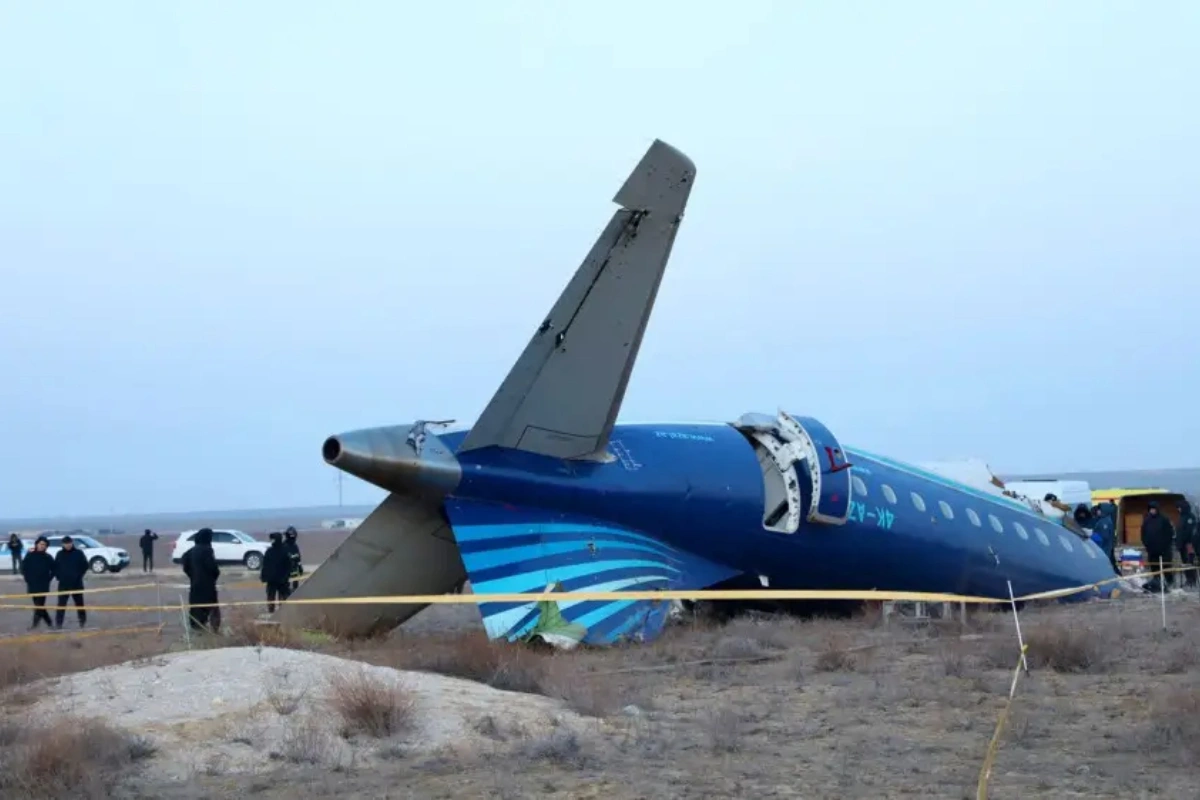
[458,139,696,460]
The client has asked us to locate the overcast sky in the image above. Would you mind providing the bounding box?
[1,2,1196,518]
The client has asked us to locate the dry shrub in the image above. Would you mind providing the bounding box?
[538,658,620,717]
[715,614,803,653]
[274,714,336,765]
[380,632,550,694]
[710,635,769,660]
[1142,688,1200,765]
[514,728,591,769]
[263,666,308,716]
[0,632,168,693]
[1023,621,1108,673]
[938,642,973,677]
[0,716,156,799]
[325,668,417,738]
[351,631,622,716]
[1157,636,1199,675]
[705,706,748,753]
[813,633,869,673]
[225,611,307,649]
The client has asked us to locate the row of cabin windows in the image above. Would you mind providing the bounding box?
[850,475,1092,558]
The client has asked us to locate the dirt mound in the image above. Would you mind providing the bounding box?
[20,646,585,779]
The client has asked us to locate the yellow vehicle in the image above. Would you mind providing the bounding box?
[1091,487,1187,549]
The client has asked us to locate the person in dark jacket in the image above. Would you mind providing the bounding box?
[1176,499,1197,588]
[1091,502,1118,573]
[1073,503,1094,531]
[284,527,303,592]
[181,528,221,632]
[53,535,89,628]
[260,532,292,613]
[21,535,55,629]
[7,533,23,575]
[1141,501,1176,589]
[139,529,159,573]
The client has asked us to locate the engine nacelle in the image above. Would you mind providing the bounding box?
[321,422,461,497]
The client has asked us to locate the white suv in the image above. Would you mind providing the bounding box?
[43,533,131,575]
[171,529,266,571]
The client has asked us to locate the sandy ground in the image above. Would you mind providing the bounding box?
[2,589,1198,799]
[23,646,586,782]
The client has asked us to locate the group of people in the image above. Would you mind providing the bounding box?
[259,526,304,613]
[1070,498,1198,589]
[1139,500,1197,590]
[179,525,304,632]
[10,525,306,634]
[14,534,91,630]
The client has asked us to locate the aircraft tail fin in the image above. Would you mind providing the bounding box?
[458,139,697,460]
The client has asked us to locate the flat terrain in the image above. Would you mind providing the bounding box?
[2,590,1198,799]
[0,531,482,637]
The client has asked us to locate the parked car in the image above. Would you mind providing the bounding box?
[171,529,266,571]
[42,533,130,574]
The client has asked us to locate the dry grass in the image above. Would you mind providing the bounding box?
[274,714,338,766]
[3,595,1200,799]
[324,668,417,739]
[1022,619,1110,673]
[370,631,549,691]
[263,666,309,716]
[1142,686,1200,766]
[0,630,168,692]
[0,716,156,799]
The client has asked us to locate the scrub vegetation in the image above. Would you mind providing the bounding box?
[1,596,1197,799]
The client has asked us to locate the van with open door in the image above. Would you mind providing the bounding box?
[1091,488,1189,549]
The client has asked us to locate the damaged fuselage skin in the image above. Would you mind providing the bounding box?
[277,140,1118,646]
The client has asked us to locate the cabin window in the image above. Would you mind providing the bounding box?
[1034,528,1050,546]
[1013,522,1030,541]
[1059,534,1074,553]
[911,492,926,512]
[966,508,981,527]
[852,476,868,498]
[988,514,1004,533]
[882,484,897,504]
[938,500,954,520]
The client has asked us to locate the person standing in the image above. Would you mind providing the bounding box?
[182,528,221,632]
[53,535,89,629]
[139,529,159,573]
[284,527,303,593]
[1176,499,1198,588]
[1090,502,1118,573]
[21,535,55,629]
[1141,501,1176,590]
[260,532,292,613]
[7,533,23,575]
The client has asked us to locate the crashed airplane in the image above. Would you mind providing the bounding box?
[277,138,1118,646]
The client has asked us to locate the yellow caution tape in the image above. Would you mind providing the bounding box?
[0,566,1186,613]
[977,642,1030,799]
[0,582,160,600]
[0,574,309,601]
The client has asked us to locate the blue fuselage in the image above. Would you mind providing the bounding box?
[439,421,1116,602]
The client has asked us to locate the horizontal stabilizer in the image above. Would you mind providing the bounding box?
[275,491,467,637]
[442,496,740,646]
[459,139,697,460]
